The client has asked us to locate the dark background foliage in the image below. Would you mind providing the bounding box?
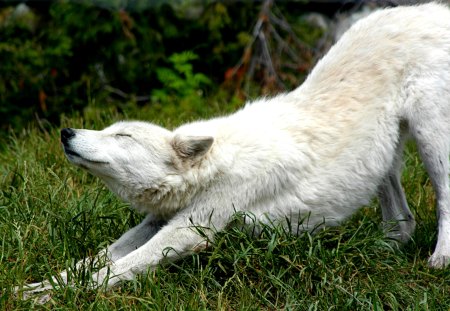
[0,0,337,137]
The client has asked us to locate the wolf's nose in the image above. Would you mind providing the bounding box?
[61,128,75,144]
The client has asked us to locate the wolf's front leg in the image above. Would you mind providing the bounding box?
[102,214,166,262]
[16,214,164,297]
[90,217,212,289]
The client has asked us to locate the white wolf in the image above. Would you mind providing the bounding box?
[21,2,450,295]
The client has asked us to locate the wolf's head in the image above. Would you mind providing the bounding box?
[60,121,213,215]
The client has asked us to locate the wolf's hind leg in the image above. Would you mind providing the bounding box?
[411,120,450,268]
[406,77,450,267]
[378,131,416,243]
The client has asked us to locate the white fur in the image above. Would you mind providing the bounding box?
[19,2,450,297]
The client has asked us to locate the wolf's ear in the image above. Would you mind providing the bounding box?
[171,135,214,159]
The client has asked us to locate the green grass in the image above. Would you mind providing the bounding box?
[1,104,449,310]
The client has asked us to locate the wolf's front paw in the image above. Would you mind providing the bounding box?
[14,282,54,304]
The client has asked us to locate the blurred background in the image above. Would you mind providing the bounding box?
[0,0,438,138]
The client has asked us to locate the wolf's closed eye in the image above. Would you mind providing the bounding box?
[116,133,132,138]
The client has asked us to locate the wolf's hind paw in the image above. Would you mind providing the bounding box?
[428,253,450,268]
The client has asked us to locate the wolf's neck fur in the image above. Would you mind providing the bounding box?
[114,146,223,219]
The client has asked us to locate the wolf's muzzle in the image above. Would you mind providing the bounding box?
[60,128,81,158]
[61,128,75,145]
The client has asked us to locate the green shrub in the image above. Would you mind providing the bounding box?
[151,51,212,112]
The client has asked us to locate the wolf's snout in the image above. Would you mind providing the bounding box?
[61,128,75,145]
[61,128,82,158]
